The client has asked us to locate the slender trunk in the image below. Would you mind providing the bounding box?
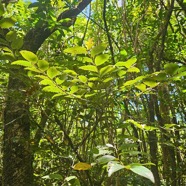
[3,71,33,186]
[154,87,177,186]
[147,95,161,186]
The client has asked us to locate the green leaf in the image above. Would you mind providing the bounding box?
[11,37,23,50]
[124,79,137,86]
[164,63,179,75]
[64,46,87,55]
[117,70,126,77]
[0,17,16,28]
[116,57,137,68]
[127,66,140,73]
[88,82,94,88]
[95,54,109,66]
[91,43,107,57]
[96,155,116,164]
[164,124,176,129]
[124,57,137,68]
[103,77,114,82]
[49,173,63,180]
[35,75,49,79]
[154,72,167,81]
[126,119,143,129]
[42,86,62,93]
[89,77,98,81]
[82,57,93,63]
[126,119,158,131]
[65,176,81,186]
[85,93,96,98]
[47,67,60,79]
[120,49,127,56]
[0,52,15,60]
[12,60,32,67]
[40,79,55,86]
[78,75,87,83]
[135,84,146,91]
[20,50,38,63]
[0,38,8,46]
[42,173,62,180]
[38,60,49,71]
[6,31,16,42]
[25,67,41,73]
[100,65,115,77]
[63,69,77,76]
[108,162,124,177]
[143,81,159,88]
[79,65,98,73]
[0,3,5,16]
[144,126,158,131]
[55,77,65,85]
[128,164,155,183]
[70,86,78,94]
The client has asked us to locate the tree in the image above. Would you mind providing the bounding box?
[1,0,92,185]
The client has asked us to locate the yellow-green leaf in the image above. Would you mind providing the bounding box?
[117,70,126,77]
[143,81,159,88]
[20,50,38,63]
[55,77,64,85]
[38,60,49,71]
[100,65,115,77]
[42,86,62,93]
[78,75,87,83]
[70,86,78,94]
[82,57,93,63]
[95,54,109,66]
[63,69,77,76]
[0,17,16,28]
[120,49,127,56]
[124,79,137,86]
[40,79,54,86]
[91,43,107,58]
[79,65,98,73]
[64,46,87,55]
[135,84,146,91]
[127,66,140,73]
[116,57,137,68]
[12,60,32,67]
[47,67,60,79]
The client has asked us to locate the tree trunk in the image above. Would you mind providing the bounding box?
[147,95,161,186]
[3,71,33,186]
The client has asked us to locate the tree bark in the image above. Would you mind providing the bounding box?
[3,71,33,185]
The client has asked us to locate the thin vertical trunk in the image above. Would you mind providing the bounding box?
[154,87,177,186]
[147,95,161,186]
[3,72,33,186]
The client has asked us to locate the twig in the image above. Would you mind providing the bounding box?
[103,0,115,64]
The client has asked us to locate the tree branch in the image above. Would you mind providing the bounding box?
[23,0,93,53]
[57,0,92,20]
[103,0,115,64]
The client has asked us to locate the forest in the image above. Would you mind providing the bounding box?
[0,0,186,185]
